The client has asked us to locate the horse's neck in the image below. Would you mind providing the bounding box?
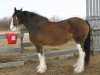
[22,15,48,31]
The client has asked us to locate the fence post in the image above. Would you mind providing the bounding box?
[20,29,25,53]
[20,29,29,53]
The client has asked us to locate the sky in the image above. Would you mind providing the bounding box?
[0,0,86,19]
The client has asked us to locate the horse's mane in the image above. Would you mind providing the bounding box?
[22,11,48,21]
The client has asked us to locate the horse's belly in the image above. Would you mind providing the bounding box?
[29,32,73,46]
[43,34,73,46]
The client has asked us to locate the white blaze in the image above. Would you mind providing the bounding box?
[10,18,18,31]
[10,18,26,31]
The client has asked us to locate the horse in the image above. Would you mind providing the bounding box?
[10,7,91,73]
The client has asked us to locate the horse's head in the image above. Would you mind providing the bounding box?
[10,7,24,31]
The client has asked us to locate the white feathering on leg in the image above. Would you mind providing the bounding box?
[74,44,85,73]
[37,53,47,73]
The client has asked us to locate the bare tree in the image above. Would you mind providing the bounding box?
[0,17,11,31]
[50,15,61,22]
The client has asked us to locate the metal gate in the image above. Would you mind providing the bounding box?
[86,0,100,52]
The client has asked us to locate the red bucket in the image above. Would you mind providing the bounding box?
[6,33,17,44]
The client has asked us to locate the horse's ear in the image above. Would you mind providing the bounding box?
[20,8,23,11]
[14,7,17,12]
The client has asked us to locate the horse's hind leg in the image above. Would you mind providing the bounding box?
[35,44,47,73]
[74,43,85,73]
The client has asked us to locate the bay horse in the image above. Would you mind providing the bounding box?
[10,8,91,73]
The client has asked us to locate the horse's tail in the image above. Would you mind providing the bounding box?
[84,20,91,65]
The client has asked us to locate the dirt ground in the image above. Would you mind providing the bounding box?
[0,31,100,75]
[0,53,99,75]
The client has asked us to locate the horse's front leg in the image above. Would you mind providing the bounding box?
[35,44,47,73]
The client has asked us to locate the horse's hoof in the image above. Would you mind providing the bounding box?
[37,66,47,73]
[73,63,77,68]
[37,65,40,69]
[73,62,79,68]
[74,66,84,73]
